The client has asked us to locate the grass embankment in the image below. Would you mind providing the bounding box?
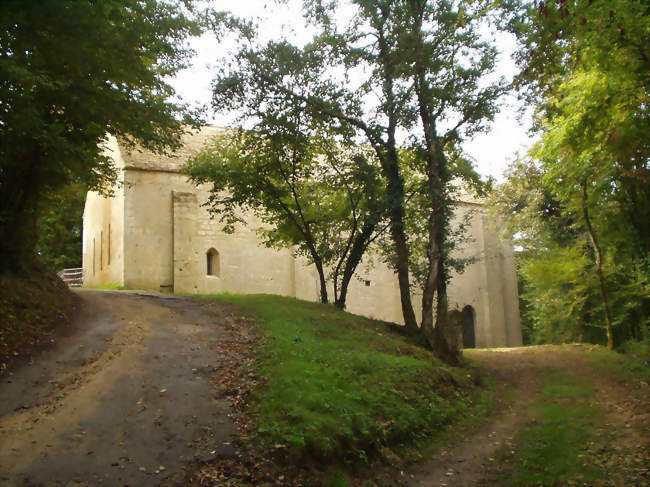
[202,294,490,470]
[0,260,75,371]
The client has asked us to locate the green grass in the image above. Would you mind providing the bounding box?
[84,284,152,293]
[198,293,488,465]
[505,369,603,486]
[577,341,650,385]
[85,283,126,290]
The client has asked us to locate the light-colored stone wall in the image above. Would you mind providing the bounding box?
[82,136,125,287]
[117,168,321,299]
[439,203,494,347]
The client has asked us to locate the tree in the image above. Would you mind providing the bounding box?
[212,31,423,334]
[0,0,202,274]
[489,159,599,344]
[400,0,506,362]
[186,127,387,310]
[210,0,504,363]
[506,0,650,348]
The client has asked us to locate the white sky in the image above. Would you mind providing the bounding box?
[169,0,534,181]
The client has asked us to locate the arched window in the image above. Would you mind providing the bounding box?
[206,248,220,277]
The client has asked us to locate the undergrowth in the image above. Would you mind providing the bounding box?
[0,259,75,371]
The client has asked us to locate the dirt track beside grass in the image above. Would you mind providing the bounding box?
[405,346,650,487]
[0,290,240,487]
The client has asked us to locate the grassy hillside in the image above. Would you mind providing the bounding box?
[198,294,491,483]
[0,260,75,371]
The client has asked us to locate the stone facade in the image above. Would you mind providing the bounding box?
[82,128,522,348]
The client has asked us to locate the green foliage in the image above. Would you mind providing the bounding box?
[34,183,86,272]
[492,0,650,347]
[187,128,387,306]
[518,245,595,344]
[0,0,202,273]
[201,293,487,463]
[210,1,504,355]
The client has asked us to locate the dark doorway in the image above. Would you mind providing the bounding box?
[462,305,476,348]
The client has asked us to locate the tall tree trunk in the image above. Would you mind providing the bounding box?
[433,258,461,364]
[581,182,614,349]
[408,0,458,362]
[384,148,419,333]
[373,21,419,334]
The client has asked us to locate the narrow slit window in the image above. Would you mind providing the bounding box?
[206,248,220,277]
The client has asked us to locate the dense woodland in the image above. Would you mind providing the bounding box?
[1,0,647,360]
[491,0,649,347]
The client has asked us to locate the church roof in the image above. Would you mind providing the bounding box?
[116,125,485,205]
[119,125,225,172]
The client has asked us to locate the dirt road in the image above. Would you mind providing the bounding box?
[0,290,239,487]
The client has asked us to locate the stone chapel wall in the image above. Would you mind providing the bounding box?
[82,136,125,287]
[82,128,522,347]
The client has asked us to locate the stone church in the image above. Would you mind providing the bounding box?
[82,127,522,348]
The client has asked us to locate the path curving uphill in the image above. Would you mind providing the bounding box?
[0,290,241,487]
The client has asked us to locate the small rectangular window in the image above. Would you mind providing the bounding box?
[100,231,103,271]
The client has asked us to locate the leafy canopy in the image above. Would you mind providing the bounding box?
[493,0,650,346]
[0,0,203,271]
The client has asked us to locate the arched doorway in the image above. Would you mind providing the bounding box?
[462,305,476,349]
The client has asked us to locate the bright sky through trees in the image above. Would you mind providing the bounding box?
[169,0,533,181]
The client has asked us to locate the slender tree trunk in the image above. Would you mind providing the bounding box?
[332,213,359,308]
[373,22,419,333]
[384,148,419,333]
[581,182,614,349]
[433,259,461,364]
[335,221,377,309]
[407,0,460,363]
[420,206,439,340]
[311,253,329,304]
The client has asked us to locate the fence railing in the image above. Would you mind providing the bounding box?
[57,268,84,287]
